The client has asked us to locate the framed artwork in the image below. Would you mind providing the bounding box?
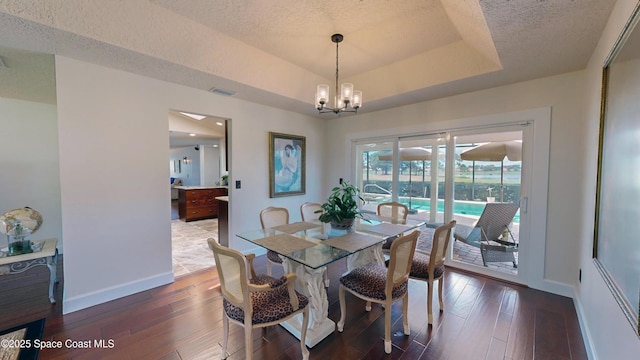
[269,132,305,197]
[593,2,640,337]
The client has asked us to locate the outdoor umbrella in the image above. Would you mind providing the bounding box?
[378,147,432,209]
[460,141,522,202]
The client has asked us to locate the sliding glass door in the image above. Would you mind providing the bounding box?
[353,123,531,282]
[395,136,447,226]
[451,129,523,276]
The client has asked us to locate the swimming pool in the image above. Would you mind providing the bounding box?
[398,198,520,223]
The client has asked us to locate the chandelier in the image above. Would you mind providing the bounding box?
[315,34,362,115]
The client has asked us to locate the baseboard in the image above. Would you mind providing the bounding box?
[62,271,174,314]
[536,278,574,298]
[572,286,596,360]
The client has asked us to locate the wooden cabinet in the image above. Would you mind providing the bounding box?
[178,187,228,222]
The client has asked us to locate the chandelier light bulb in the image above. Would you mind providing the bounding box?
[352,91,362,108]
[341,83,353,102]
[317,84,329,104]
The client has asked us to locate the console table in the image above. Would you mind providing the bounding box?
[0,238,58,304]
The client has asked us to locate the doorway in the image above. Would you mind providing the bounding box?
[169,110,227,277]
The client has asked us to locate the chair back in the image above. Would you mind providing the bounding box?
[429,220,456,270]
[377,202,409,223]
[387,230,419,289]
[475,203,519,241]
[464,203,519,243]
[260,206,289,229]
[300,202,322,222]
[207,239,249,307]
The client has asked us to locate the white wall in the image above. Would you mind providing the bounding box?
[576,0,640,358]
[200,145,221,186]
[55,56,325,314]
[0,97,63,247]
[170,146,200,186]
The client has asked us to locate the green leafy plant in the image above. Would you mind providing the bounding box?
[316,181,365,224]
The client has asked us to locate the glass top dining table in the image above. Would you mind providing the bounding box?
[236,214,426,269]
[236,214,426,348]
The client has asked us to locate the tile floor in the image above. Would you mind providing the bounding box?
[171,218,218,277]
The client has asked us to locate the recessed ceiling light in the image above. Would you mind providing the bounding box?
[179,111,206,120]
[189,133,196,137]
[216,122,223,126]
[213,144,218,147]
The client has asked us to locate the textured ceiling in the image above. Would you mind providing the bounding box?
[0,0,617,117]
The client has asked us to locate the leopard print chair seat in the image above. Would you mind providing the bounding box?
[337,230,419,354]
[339,263,408,300]
[409,254,445,279]
[266,249,284,265]
[224,275,309,325]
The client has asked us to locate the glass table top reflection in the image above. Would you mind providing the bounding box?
[236,216,425,269]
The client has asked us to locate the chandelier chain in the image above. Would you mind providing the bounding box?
[335,39,339,107]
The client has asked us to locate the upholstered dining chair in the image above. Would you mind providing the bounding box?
[377,201,410,252]
[409,220,456,325]
[377,201,409,223]
[259,206,289,276]
[337,230,419,354]
[299,202,322,222]
[207,239,310,360]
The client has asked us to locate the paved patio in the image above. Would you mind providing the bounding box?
[415,226,518,275]
[364,203,519,275]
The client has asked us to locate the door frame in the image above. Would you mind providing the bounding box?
[348,107,554,291]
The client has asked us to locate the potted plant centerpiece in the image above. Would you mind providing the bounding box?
[316,181,365,230]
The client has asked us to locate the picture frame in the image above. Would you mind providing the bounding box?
[593,2,640,337]
[269,132,305,197]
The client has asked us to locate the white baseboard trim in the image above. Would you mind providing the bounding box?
[532,278,574,298]
[62,271,174,314]
[572,287,596,360]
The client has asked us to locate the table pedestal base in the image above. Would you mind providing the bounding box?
[346,244,384,271]
[281,259,335,347]
[280,313,335,348]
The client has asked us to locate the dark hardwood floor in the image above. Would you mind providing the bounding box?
[0,254,587,359]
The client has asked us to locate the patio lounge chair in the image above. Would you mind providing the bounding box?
[453,202,519,268]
